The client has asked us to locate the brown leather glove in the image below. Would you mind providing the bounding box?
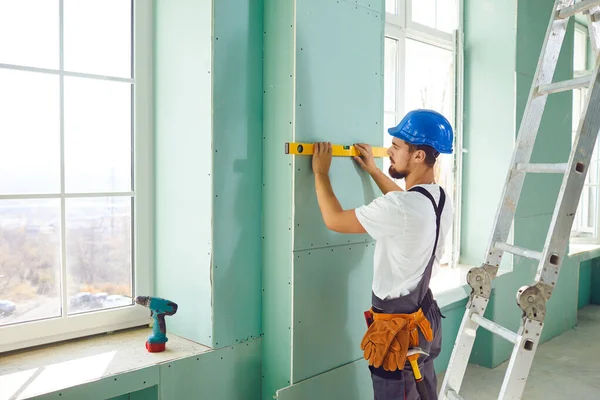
[360,318,408,369]
[382,329,410,371]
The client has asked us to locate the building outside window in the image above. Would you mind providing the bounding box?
[0,0,153,353]
[384,0,463,266]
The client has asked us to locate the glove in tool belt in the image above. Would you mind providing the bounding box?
[361,308,433,372]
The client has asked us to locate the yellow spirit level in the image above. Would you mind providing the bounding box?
[284,142,388,158]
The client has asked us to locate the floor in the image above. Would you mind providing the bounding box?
[438,305,600,400]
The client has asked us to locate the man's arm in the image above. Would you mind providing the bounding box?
[315,172,366,234]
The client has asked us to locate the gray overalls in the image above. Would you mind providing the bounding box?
[369,186,446,400]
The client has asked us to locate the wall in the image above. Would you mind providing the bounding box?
[211,0,264,349]
[154,0,263,350]
[154,0,214,346]
[262,0,384,398]
[578,259,593,309]
[460,0,517,268]
[593,260,600,304]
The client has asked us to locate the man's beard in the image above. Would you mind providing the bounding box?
[388,165,407,180]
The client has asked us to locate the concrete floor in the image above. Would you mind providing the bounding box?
[438,305,600,400]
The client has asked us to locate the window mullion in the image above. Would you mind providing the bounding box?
[396,31,406,122]
[59,0,68,320]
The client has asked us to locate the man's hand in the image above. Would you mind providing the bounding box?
[312,142,332,175]
[353,143,378,174]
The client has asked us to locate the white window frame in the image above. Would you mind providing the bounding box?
[384,0,464,268]
[0,0,154,353]
[570,22,600,244]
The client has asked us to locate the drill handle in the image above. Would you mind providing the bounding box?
[156,312,167,334]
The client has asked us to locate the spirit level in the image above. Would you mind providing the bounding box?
[284,142,388,158]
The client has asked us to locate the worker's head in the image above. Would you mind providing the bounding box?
[386,109,453,179]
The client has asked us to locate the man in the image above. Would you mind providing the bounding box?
[311,109,454,400]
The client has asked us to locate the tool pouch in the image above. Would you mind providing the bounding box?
[361,308,433,372]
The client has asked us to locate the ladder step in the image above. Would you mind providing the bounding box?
[537,74,592,95]
[557,0,600,19]
[471,313,520,344]
[495,242,542,261]
[446,390,465,400]
[515,162,568,173]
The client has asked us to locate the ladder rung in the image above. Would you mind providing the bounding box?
[446,390,465,400]
[495,242,542,261]
[537,75,592,95]
[557,0,600,19]
[471,313,519,344]
[515,162,568,173]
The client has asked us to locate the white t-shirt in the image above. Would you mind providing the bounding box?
[354,184,453,300]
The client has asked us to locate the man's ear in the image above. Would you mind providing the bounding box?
[414,149,426,163]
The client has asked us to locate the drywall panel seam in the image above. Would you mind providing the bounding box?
[210,0,216,346]
[290,0,298,384]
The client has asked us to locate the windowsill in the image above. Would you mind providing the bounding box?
[568,242,600,262]
[0,326,211,399]
[430,264,512,310]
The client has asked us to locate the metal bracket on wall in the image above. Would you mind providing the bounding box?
[284,142,388,158]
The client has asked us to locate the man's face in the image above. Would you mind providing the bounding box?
[386,138,412,180]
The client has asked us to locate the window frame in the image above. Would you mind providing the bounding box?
[570,22,600,245]
[0,0,154,353]
[384,0,464,268]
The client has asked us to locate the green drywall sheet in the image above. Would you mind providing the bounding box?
[159,339,262,400]
[263,0,384,396]
[592,259,600,304]
[461,0,517,267]
[107,387,159,400]
[276,359,373,400]
[579,259,592,309]
[154,0,213,346]
[32,368,159,400]
[290,0,383,384]
[292,244,375,382]
[293,0,383,251]
[434,297,470,373]
[262,0,295,398]
[211,0,264,348]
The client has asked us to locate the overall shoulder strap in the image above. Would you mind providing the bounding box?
[407,185,447,314]
[408,186,446,258]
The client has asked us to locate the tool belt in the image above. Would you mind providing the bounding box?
[360,307,433,372]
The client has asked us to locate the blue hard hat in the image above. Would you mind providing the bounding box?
[388,109,454,154]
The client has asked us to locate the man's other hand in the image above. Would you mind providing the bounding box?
[312,142,332,175]
[353,143,378,174]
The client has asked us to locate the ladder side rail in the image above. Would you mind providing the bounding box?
[534,56,600,294]
[438,297,485,399]
[498,34,600,400]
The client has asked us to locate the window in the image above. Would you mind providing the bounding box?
[571,23,598,243]
[0,0,153,353]
[384,0,463,266]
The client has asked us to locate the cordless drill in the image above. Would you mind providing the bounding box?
[135,296,178,352]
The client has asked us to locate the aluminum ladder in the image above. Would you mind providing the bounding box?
[439,1,600,399]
